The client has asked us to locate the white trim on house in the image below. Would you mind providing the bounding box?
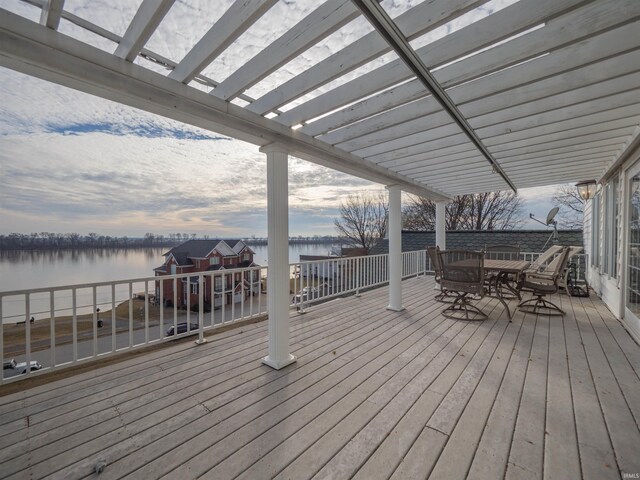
[586,141,640,343]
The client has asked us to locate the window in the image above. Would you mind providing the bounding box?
[209,256,220,265]
[170,264,177,275]
[243,253,250,262]
[214,276,222,290]
[591,192,601,267]
[190,282,199,294]
[602,177,620,277]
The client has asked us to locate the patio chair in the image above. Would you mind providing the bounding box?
[518,247,571,316]
[438,250,487,320]
[524,245,564,274]
[426,246,454,303]
[527,246,583,292]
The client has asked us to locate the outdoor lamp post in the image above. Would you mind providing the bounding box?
[576,180,597,201]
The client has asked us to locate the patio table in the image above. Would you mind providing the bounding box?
[484,259,530,318]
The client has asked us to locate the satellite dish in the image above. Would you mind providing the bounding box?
[546,207,559,225]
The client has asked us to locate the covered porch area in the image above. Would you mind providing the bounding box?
[0,276,638,479]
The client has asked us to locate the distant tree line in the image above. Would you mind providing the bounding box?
[0,232,345,251]
[0,232,181,251]
[244,235,342,245]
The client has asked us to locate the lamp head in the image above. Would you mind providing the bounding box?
[576,180,597,201]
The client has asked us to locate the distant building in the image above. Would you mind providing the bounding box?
[154,239,260,309]
[370,229,584,255]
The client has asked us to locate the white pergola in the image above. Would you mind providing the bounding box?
[1,0,639,368]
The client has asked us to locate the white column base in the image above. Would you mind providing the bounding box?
[386,305,405,312]
[194,338,208,345]
[262,354,296,370]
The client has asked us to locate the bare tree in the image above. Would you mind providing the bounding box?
[334,192,388,253]
[552,184,584,228]
[403,191,523,231]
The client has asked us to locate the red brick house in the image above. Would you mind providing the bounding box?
[154,239,260,309]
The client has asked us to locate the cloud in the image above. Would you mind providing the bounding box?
[0,0,562,238]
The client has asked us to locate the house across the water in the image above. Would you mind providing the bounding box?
[154,239,260,309]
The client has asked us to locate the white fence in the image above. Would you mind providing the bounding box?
[0,249,587,384]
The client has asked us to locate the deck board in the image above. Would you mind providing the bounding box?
[0,277,638,480]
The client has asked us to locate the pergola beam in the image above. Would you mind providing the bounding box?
[169,0,277,84]
[212,0,361,102]
[0,9,450,202]
[352,0,516,191]
[246,0,486,115]
[279,0,593,129]
[301,21,640,138]
[114,0,175,62]
[39,0,63,30]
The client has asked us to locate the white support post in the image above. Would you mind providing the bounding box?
[261,144,296,370]
[436,201,446,250]
[386,185,404,311]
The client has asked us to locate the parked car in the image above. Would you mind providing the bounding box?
[3,359,17,370]
[14,361,42,374]
[292,284,330,304]
[166,323,199,336]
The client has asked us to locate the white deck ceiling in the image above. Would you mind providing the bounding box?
[1,0,639,199]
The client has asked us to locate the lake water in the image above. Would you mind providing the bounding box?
[0,244,340,322]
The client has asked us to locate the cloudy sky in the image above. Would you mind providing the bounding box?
[0,0,563,237]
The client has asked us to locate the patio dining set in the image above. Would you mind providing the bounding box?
[427,244,584,320]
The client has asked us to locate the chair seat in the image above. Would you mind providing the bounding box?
[521,280,558,294]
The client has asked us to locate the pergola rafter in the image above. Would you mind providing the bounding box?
[2,0,640,196]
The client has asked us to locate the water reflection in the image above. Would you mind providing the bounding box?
[0,247,168,265]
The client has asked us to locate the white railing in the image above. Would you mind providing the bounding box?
[0,266,266,384]
[0,248,586,384]
[289,250,435,312]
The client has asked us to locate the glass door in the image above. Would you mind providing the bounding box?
[626,163,640,332]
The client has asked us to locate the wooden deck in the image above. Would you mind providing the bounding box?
[0,276,639,480]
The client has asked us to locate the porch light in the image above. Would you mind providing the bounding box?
[576,180,597,201]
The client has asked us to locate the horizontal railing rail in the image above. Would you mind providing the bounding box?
[0,266,266,384]
[1,248,586,383]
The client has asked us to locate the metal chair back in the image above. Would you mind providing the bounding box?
[484,244,520,261]
[427,246,442,279]
[438,250,485,296]
[527,245,563,273]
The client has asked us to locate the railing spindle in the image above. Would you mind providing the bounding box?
[25,294,31,376]
[50,291,55,367]
[128,283,133,348]
[111,284,116,352]
[92,286,98,357]
[72,288,78,361]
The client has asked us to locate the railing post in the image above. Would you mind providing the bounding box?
[0,297,3,384]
